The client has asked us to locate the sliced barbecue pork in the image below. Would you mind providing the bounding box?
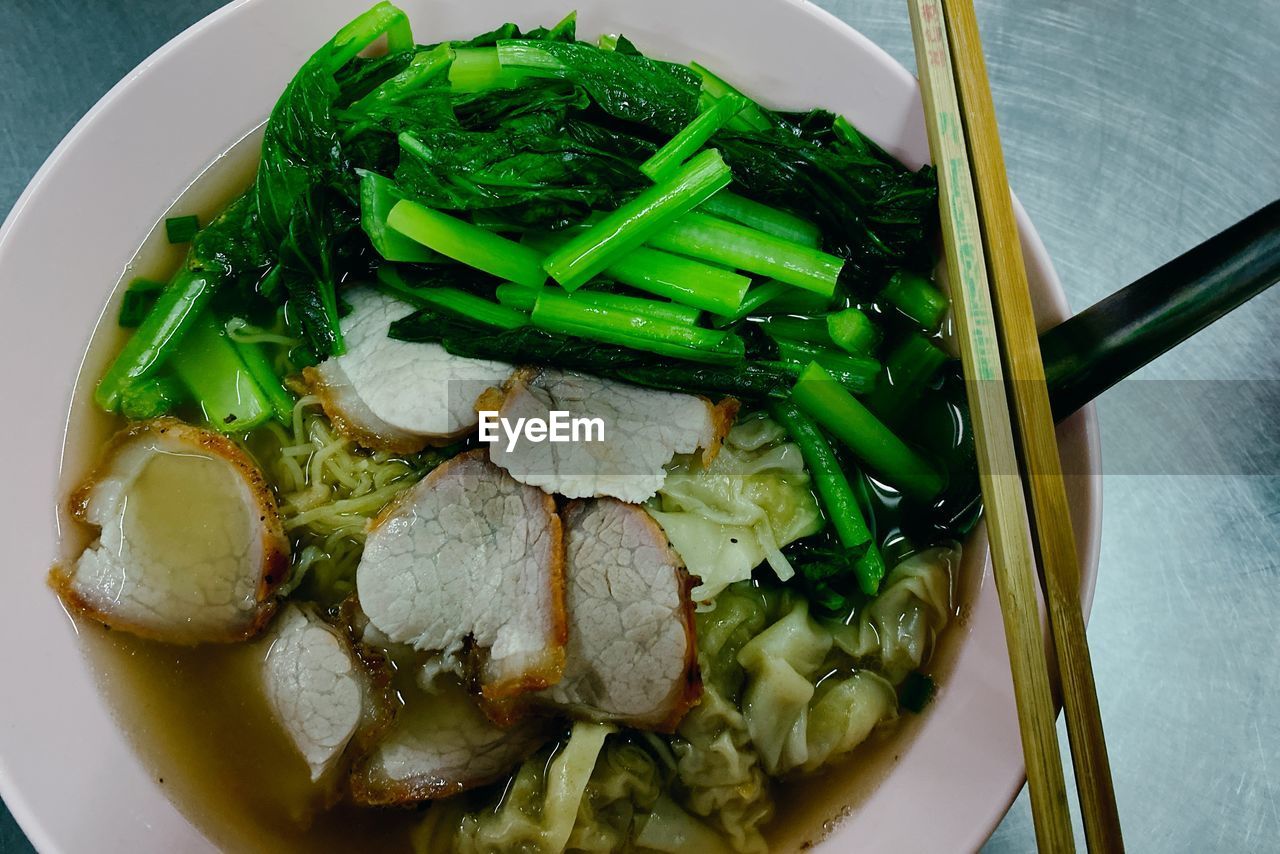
[481,368,737,504]
[52,418,287,644]
[305,288,511,453]
[355,450,566,700]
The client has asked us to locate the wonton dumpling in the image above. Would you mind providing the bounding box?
[829,546,957,682]
[52,418,288,644]
[305,288,512,453]
[737,599,832,774]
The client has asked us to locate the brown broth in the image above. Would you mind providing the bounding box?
[56,131,975,853]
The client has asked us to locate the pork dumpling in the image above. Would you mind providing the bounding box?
[52,418,288,644]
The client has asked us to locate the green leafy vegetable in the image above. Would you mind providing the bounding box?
[543,148,732,290]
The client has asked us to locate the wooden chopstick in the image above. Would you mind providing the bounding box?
[905,0,1076,849]
[938,0,1125,850]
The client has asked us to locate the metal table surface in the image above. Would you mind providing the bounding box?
[1,0,1276,851]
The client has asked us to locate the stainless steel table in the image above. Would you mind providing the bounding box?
[1,0,1276,850]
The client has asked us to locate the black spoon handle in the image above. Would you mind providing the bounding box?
[1042,200,1280,421]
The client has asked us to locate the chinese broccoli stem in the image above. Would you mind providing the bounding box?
[772,340,881,389]
[863,334,950,425]
[231,337,295,423]
[771,402,873,550]
[542,148,732,290]
[641,95,746,181]
[95,269,213,412]
[531,290,744,363]
[716,279,831,325]
[448,47,527,92]
[494,41,570,76]
[881,270,950,332]
[825,308,880,354]
[526,231,749,315]
[117,375,186,421]
[791,362,943,502]
[358,170,440,263]
[649,212,843,296]
[386,195,546,287]
[377,267,528,329]
[169,312,273,432]
[326,1,414,72]
[496,282,701,325]
[351,43,453,110]
[688,61,773,131]
[700,191,821,247]
[854,543,887,596]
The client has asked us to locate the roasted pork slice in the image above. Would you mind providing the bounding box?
[482,368,737,504]
[356,450,567,700]
[537,499,700,732]
[261,604,391,782]
[304,288,511,453]
[51,418,287,644]
[350,672,554,805]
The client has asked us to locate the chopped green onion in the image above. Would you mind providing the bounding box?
[376,267,528,329]
[352,43,454,111]
[899,672,937,713]
[386,196,546,288]
[170,312,273,432]
[771,402,873,550]
[700,192,821,247]
[649,212,843,297]
[95,270,213,412]
[542,148,732,291]
[640,95,746,181]
[826,308,880,354]
[531,290,743,364]
[165,215,199,244]
[357,170,440,263]
[863,334,950,424]
[791,362,943,501]
[881,270,950,332]
[117,278,165,328]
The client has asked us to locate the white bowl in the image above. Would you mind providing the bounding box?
[0,0,1100,850]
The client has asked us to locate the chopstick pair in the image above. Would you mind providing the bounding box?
[905,0,1124,850]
